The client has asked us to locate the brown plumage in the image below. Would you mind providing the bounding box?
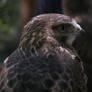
[0,14,87,92]
[63,0,92,91]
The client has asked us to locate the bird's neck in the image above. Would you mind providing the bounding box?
[20,36,61,56]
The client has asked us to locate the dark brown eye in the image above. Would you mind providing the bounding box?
[52,24,64,31]
[60,24,72,31]
[61,25,65,30]
[52,23,71,31]
[56,25,66,31]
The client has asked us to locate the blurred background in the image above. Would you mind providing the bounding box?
[0,0,20,63]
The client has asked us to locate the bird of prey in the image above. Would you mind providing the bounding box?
[0,14,87,92]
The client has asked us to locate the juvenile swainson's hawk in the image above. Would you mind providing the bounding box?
[0,14,87,92]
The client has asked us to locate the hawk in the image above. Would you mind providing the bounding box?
[0,14,87,92]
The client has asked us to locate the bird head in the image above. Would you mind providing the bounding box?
[20,14,85,51]
[51,18,85,48]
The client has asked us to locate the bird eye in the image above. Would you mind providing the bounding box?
[60,24,72,31]
[61,25,65,30]
[56,25,65,31]
[52,23,71,31]
[52,24,65,31]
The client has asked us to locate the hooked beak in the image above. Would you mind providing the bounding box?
[72,19,86,36]
[69,29,86,36]
[73,28,86,36]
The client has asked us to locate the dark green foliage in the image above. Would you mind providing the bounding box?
[0,0,20,62]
